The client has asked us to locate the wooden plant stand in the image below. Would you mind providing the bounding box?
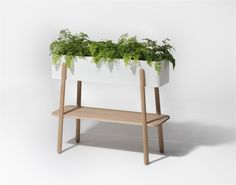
[52,63,170,165]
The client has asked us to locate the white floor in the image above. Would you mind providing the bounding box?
[0,94,235,185]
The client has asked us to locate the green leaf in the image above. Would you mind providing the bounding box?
[65,55,74,68]
[52,54,61,65]
[50,29,176,73]
[154,61,161,74]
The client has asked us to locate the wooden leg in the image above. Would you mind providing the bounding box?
[57,117,64,154]
[154,87,161,114]
[139,69,149,165]
[142,124,149,165]
[154,87,164,153]
[76,81,82,143]
[57,63,67,154]
[158,125,164,153]
[76,120,80,143]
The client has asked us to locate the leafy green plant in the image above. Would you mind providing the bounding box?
[50,29,175,73]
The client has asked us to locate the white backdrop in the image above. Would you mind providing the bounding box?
[0,0,235,184]
[1,0,235,124]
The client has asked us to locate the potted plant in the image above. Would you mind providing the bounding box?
[50,29,175,164]
[50,29,175,87]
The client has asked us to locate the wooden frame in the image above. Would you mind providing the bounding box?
[76,81,82,143]
[53,63,170,165]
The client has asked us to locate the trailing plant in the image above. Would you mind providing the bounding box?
[50,29,175,73]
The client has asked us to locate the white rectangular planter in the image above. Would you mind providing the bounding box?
[51,56,169,87]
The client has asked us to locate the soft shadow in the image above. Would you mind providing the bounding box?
[95,62,102,71]
[94,60,141,75]
[107,62,114,72]
[66,121,236,162]
[149,155,169,165]
[62,144,78,153]
[54,59,62,71]
[95,61,115,72]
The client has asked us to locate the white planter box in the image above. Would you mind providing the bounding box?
[51,56,169,87]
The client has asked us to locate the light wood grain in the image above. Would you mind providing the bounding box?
[139,69,149,165]
[52,106,169,127]
[57,63,67,154]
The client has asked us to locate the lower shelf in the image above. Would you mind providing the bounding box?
[52,106,170,127]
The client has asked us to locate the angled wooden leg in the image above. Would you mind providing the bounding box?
[154,87,164,153]
[139,69,149,165]
[57,63,67,154]
[76,81,82,143]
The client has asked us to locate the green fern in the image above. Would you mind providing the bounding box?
[154,61,161,74]
[65,55,74,68]
[50,29,175,74]
[52,54,61,65]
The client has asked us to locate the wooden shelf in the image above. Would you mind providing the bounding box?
[53,64,170,164]
[52,105,170,127]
